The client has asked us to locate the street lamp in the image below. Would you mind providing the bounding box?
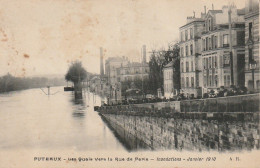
[249,60,257,91]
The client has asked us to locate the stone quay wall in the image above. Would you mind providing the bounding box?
[98,94,260,151]
[100,113,259,151]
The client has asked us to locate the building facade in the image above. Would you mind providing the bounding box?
[244,0,259,91]
[201,6,246,94]
[163,61,174,98]
[105,56,129,85]
[119,62,149,82]
[179,16,205,98]
[105,56,129,104]
[105,56,149,104]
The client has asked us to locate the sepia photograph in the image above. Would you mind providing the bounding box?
[0,0,259,167]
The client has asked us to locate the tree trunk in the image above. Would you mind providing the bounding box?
[74,82,83,99]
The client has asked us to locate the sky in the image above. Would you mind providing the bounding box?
[0,0,245,77]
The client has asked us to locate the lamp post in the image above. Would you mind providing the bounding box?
[249,60,257,91]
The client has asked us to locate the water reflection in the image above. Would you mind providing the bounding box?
[71,96,86,118]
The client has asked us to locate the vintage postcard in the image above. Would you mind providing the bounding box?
[0,0,259,167]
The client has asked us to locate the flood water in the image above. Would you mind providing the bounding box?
[0,87,125,151]
[0,87,259,152]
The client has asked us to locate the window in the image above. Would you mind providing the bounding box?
[117,69,120,75]
[203,39,206,51]
[135,68,139,74]
[212,57,215,68]
[249,22,253,39]
[181,62,184,72]
[227,75,230,87]
[203,58,206,69]
[181,47,183,57]
[224,75,230,87]
[185,45,188,56]
[215,36,218,48]
[209,37,211,50]
[190,44,193,55]
[185,30,188,41]
[181,77,184,88]
[212,75,214,87]
[224,55,230,66]
[223,34,229,47]
[215,75,218,86]
[209,57,212,68]
[186,62,189,72]
[211,35,214,49]
[206,58,208,69]
[215,56,217,68]
[191,61,193,71]
[204,76,207,87]
[249,48,253,63]
[191,77,194,88]
[237,31,245,46]
[186,77,189,87]
[206,37,208,50]
[181,32,184,41]
[208,19,211,31]
[190,28,193,39]
[209,75,212,86]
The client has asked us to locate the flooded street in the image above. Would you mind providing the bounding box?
[0,87,125,151]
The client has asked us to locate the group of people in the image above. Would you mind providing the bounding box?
[203,85,248,99]
[104,85,253,106]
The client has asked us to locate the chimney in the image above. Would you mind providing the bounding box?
[100,47,104,77]
[204,6,206,14]
[142,45,146,63]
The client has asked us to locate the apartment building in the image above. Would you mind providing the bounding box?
[201,6,246,94]
[105,56,129,85]
[119,62,149,82]
[244,0,259,91]
[179,15,205,98]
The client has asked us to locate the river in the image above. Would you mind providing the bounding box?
[1,87,259,152]
[0,86,126,151]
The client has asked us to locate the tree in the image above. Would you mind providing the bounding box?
[148,49,167,95]
[65,61,87,86]
[148,43,180,95]
[167,44,181,91]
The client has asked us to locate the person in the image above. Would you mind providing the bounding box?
[209,89,216,98]
[217,86,225,97]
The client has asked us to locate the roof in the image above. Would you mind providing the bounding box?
[121,62,149,68]
[90,76,100,81]
[208,10,223,14]
[180,18,204,29]
[106,56,127,63]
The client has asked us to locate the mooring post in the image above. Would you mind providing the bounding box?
[47,86,50,95]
